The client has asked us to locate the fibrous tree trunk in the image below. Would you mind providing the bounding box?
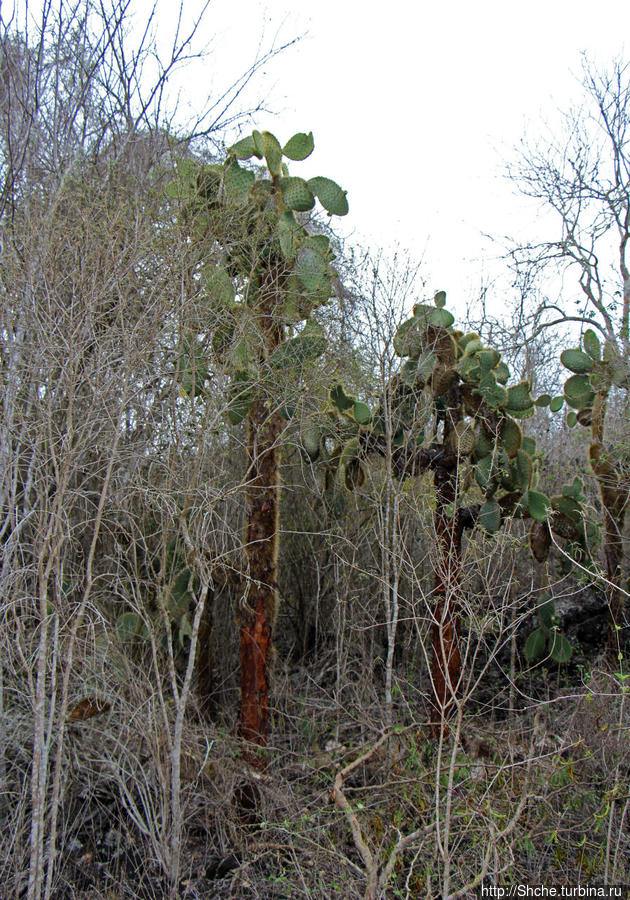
[429,468,464,735]
[238,262,285,766]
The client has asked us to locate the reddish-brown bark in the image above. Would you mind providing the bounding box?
[238,259,285,767]
[429,470,464,735]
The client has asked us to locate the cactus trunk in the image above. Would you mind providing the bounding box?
[429,469,463,734]
[238,266,284,766]
[239,397,282,762]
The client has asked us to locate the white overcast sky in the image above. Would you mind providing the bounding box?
[150,1,628,316]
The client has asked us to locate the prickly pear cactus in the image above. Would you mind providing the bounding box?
[166,130,348,759]
[321,292,599,722]
[547,328,628,647]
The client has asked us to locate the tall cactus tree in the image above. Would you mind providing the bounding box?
[169,130,348,761]
[538,336,628,650]
[320,292,595,731]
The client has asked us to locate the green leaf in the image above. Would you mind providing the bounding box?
[307,176,349,216]
[280,176,315,212]
[434,290,447,308]
[479,498,501,534]
[282,131,314,160]
[262,131,283,174]
[561,348,594,374]
[549,631,572,663]
[116,612,141,642]
[527,490,551,522]
[549,396,564,412]
[229,135,262,160]
[524,627,547,662]
[566,411,578,428]
[583,329,601,360]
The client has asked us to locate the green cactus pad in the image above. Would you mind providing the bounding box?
[451,419,476,455]
[552,494,582,523]
[535,394,551,407]
[500,416,523,457]
[529,521,551,562]
[583,329,601,360]
[229,135,262,160]
[562,477,584,501]
[223,160,255,200]
[563,374,594,409]
[494,362,510,385]
[516,449,533,490]
[393,318,423,357]
[549,396,564,412]
[340,436,360,467]
[329,384,354,412]
[479,498,501,533]
[428,307,455,328]
[474,454,494,492]
[280,176,316,211]
[549,632,572,663]
[566,411,578,427]
[561,348,594,374]
[522,436,536,456]
[269,323,326,369]
[526,490,551,522]
[478,349,501,376]
[506,381,534,412]
[282,131,315,160]
[295,245,329,293]
[262,131,283,174]
[301,424,321,459]
[276,211,302,259]
[434,290,447,308]
[524,627,547,661]
[480,373,508,410]
[353,401,372,426]
[116,611,141,642]
[307,176,349,216]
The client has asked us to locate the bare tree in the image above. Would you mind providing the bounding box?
[507,56,630,650]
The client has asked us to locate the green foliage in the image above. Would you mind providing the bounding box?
[166,128,348,428]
